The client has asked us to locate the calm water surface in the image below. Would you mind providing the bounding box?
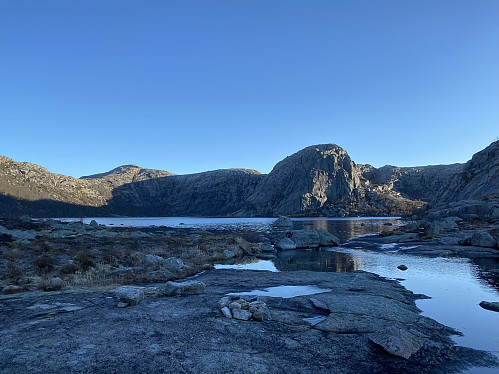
[63,216,499,372]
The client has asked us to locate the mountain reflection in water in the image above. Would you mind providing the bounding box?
[274,249,358,272]
[291,217,401,243]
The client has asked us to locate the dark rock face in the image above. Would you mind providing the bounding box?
[243,144,427,217]
[110,169,263,216]
[434,141,499,203]
[363,163,464,202]
[1,141,496,218]
[426,141,499,222]
[244,145,364,216]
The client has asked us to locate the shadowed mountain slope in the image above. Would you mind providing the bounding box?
[2,141,495,218]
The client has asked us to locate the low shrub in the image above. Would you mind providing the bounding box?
[37,277,66,292]
[34,256,54,274]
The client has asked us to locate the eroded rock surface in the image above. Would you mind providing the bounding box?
[0,270,495,374]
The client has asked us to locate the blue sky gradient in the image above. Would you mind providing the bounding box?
[1,0,497,177]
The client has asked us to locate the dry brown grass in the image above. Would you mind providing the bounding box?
[37,277,67,291]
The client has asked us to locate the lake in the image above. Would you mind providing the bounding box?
[61,216,499,373]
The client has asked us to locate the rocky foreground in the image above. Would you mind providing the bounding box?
[1,269,498,374]
[0,217,498,373]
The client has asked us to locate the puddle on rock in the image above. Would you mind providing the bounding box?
[228,285,332,299]
[214,260,279,272]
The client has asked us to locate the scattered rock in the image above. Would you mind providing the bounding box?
[218,296,231,309]
[89,220,99,228]
[2,285,25,294]
[162,257,184,272]
[223,249,236,259]
[249,301,267,313]
[252,311,265,322]
[272,216,294,227]
[275,237,297,250]
[117,302,129,308]
[142,254,165,266]
[115,286,145,306]
[479,301,499,312]
[220,306,232,318]
[459,231,498,249]
[424,218,458,235]
[146,270,174,282]
[232,309,252,320]
[259,243,276,252]
[229,302,242,310]
[274,229,340,249]
[397,265,408,271]
[369,326,426,359]
[159,280,206,296]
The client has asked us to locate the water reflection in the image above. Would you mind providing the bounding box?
[292,217,402,243]
[274,249,358,272]
[470,257,499,292]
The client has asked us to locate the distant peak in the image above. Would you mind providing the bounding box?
[80,164,143,179]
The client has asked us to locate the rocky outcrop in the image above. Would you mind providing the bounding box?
[434,141,499,203]
[274,229,341,249]
[362,163,464,202]
[426,141,499,221]
[244,145,364,216]
[243,144,426,217]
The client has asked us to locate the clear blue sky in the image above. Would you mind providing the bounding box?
[1,0,497,177]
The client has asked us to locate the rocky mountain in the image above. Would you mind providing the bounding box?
[361,163,464,202]
[433,140,498,203]
[1,141,494,218]
[424,140,499,221]
[109,169,263,216]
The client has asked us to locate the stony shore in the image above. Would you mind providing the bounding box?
[1,218,498,373]
[1,269,498,374]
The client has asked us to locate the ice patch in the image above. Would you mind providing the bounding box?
[228,285,331,299]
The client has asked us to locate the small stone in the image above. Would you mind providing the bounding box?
[229,302,242,310]
[243,296,258,302]
[162,257,184,272]
[115,286,145,305]
[232,309,252,320]
[218,296,231,309]
[249,301,267,313]
[221,306,232,318]
[397,265,408,271]
[117,302,129,308]
[223,249,236,259]
[237,300,250,310]
[252,311,264,322]
[2,285,25,294]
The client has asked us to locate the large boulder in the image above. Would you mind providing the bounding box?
[459,231,498,249]
[162,257,185,272]
[369,326,426,360]
[272,216,294,227]
[275,238,297,250]
[115,286,145,306]
[274,229,340,250]
[423,217,458,235]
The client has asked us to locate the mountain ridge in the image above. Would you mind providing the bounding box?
[1,142,495,218]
